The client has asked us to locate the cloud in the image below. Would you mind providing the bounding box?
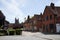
[0,0,60,23]
[55,0,60,6]
[0,0,27,23]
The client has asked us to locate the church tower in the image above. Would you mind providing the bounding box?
[15,18,19,24]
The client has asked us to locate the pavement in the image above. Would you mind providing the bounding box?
[0,31,60,40]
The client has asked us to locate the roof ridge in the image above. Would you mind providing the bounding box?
[48,7,58,15]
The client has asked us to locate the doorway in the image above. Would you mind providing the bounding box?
[49,24,54,33]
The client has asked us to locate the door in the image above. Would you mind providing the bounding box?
[49,24,54,32]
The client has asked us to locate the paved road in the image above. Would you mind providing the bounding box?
[0,31,60,40]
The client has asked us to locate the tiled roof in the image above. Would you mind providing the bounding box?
[0,10,5,18]
[46,6,60,17]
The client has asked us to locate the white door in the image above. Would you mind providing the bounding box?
[56,24,60,32]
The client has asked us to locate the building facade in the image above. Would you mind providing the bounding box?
[0,10,5,27]
[42,3,60,33]
[24,3,60,33]
[24,14,43,32]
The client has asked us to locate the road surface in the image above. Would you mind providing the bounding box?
[0,31,60,40]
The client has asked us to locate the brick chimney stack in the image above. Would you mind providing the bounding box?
[27,15,30,22]
[50,3,55,9]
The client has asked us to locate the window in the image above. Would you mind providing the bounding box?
[50,15,52,20]
[38,18,42,22]
[39,18,41,20]
[34,26,37,30]
[34,20,36,24]
[46,16,48,21]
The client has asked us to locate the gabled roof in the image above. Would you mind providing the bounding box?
[0,10,5,18]
[55,7,60,17]
[43,5,60,17]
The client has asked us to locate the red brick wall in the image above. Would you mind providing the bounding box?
[57,17,60,23]
[42,7,56,32]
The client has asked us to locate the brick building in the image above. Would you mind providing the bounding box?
[30,14,43,31]
[0,10,9,30]
[24,14,42,32]
[23,3,60,33]
[0,10,5,27]
[42,3,60,33]
[23,15,31,31]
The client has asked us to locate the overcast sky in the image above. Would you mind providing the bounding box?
[0,0,60,23]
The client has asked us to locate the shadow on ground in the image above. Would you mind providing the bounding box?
[42,32,60,35]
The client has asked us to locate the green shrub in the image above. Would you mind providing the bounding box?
[16,29,22,35]
[0,29,8,36]
[9,31,15,35]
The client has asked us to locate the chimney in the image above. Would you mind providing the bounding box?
[40,13,42,15]
[50,3,55,9]
[27,15,30,20]
[27,15,30,22]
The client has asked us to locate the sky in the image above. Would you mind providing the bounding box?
[0,0,60,23]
